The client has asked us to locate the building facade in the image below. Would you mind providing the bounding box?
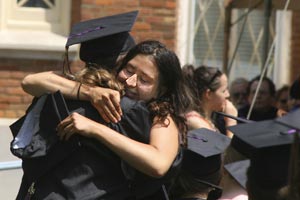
[0,0,299,118]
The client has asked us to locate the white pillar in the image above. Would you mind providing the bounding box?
[273,10,292,88]
[176,0,195,66]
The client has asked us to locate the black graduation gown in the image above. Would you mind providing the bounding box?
[11,94,181,200]
[238,105,278,121]
[174,198,206,200]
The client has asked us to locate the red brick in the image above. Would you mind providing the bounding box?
[82,0,95,3]
[140,0,165,8]
[0,111,4,117]
[134,22,151,31]
[5,87,26,96]
[0,103,9,109]
[95,0,113,6]
[17,110,26,116]
[291,11,300,81]
[10,71,27,79]
[0,96,23,104]
[153,9,174,16]
[0,80,20,87]
[139,8,153,15]
[0,71,11,78]
[4,110,18,118]
[166,1,176,9]
[145,16,164,24]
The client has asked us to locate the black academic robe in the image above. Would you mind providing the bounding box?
[11,94,181,200]
[174,198,206,200]
[238,105,278,121]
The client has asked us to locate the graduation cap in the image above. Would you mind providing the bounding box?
[229,119,294,158]
[275,108,300,131]
[181,128,230,199]
[224,159,250,189]
[228,119,297,189]
[66,10,138,68]
[183,128,231,179]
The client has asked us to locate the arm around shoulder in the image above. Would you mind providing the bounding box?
[57,113,179,178]
[21,70,122,123]
[21,71,80,98]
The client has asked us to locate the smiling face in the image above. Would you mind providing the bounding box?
[117,54,160,101]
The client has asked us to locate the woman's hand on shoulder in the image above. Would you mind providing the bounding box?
[88,86,122,123]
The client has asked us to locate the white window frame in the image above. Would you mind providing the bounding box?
[176,0,292,87]
[0,0,77,60]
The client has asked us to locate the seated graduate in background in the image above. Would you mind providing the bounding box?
[12,11,192,200]
[275,85,290,112]
[228,110,300,200]
[238,75,286,121]
[182,64,237,138]
[169,128,231,200]
[229,77,249,110]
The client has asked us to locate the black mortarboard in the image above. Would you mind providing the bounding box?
[183,128,231,178]
[66,10,138,66]
[275,108,300,131]
[228,119,296,189]
[224,159,250,189]
[229,119,294,158]
[181,128,230,200]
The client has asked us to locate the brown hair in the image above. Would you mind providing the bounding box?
[118,40,193,146]
[182,65,223,116]
[75,65,124,94]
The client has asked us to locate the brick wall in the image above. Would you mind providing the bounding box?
[0,0,177,118]
[0,60,62,118]
[80,0,177,49]
[291,11,300,81]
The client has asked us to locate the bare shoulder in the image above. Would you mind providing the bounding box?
[185,111,211,130]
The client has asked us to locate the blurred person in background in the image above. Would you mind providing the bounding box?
[238,75,286,121]
[275,85,290,112]
[182,65,237,138]
[229,77,249,110]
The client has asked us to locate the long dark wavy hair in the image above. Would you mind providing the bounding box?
[117,40,194,146]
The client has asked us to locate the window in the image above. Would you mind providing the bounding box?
[1,0,70,35]
[228,8,272,79]
[0,0,73,60]
[177,0,291,86]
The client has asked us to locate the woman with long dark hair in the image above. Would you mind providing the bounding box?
[18,40,193,199]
